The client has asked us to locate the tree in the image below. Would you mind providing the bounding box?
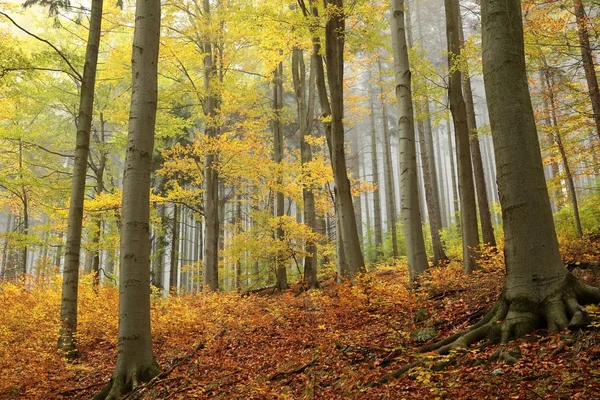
[272,61,288,291]
[377,57,399,259]
[445,0,480,273]
[201,0,220,292]
[406,0,447,264]
[94,0,161,396]
[292,47,319,289]
[390,0,428,279]
[424,0,600,353]
[368,73,384,260]
[57,0,103,357]
[324,0,366,277]
[458,9,496,247]
[574,0,600,142]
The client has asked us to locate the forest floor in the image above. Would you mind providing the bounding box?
[2,238,600,399]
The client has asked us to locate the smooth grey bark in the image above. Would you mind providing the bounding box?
[234,193,242,289]
[445,0,480,273]
[273,61,288,291]
[90,112,108,287]
[153,204,167,290]
[94,0,161,395]
[300,0,362,277]
[446,119,460,223]
[538,70,563,213]
[362,159,373,258]
[481,0,599,339]
[391,0,429,279]
[435,129,449,228]
[405,1,446,263]
[202,0,220,291]
[378,58,399,259]
[458,13,496,247]
[417,0,600,356]
[58,0,103,358]
[292,47,318,289]
[542,71,584,238]
[169,204,179,292]
[369,78,384,259]
[324,0,365,276]
[17,140,28,276]
[0,213,13,280]
[351,136,363,241]
[574,0,600,142]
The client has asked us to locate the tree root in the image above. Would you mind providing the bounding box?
[93,360,160,400]
[366,273,600,387]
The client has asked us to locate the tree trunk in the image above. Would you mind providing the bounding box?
[574,0,600,142]
[458,13,496,247]
[202,0,220,292]
[391,0,429,279]
[154,204,167,290]
[435,129,449,228]
[369,79,384,259]
[446,119,460,223]
[304,0,364,277]
[378,58,399,259]
[58,0,103,358]
[324,1,366,276]
[542,71,584,238]
[94,0,161,395]
[404,3,446,262]
[273,61,288,291]
[170,204,179,292]
[292,47,319,289]
[445,0,480,273]
[480,0,599,340]
[351,136,363,242]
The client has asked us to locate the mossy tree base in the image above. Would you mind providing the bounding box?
[371,273,600,386]
[93,360,160,400]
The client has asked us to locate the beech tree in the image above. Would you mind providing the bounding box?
[425,0,600,352]
[292,48,319,289]
[94,0,161,396]
[445,0,480,274]
[391,0,428,279]
[56,0,103,357]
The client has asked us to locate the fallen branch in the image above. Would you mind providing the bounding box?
[58,381,105,396]
[269,357,318,381]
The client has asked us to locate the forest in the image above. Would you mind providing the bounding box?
[1,0,600,398]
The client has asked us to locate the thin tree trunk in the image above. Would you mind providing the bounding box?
[94,0,161,394]
[574,0,600,142]
[351,136,363,242]
[292,47,318,289]
[391,0,429,279]
[369,78,384,259]
[273,61,288,291]
[202,0,219,291]
[446,119,460,222]
[170,204,179,292]
[405,2,446,262]
[435,129,449,228]
[543,71,584,238]
[58,0,103,357]
[445,0,480,273]
[378,58,399,259]
[459,12,496,247]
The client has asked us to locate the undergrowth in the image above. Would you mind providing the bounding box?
[1,241,599,399]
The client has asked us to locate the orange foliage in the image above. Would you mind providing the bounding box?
[1,244,600,399]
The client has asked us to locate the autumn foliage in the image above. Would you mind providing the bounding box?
[1,240,599,399]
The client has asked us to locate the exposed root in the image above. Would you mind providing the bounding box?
[367,273,600,387]
[93,360,160,400]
